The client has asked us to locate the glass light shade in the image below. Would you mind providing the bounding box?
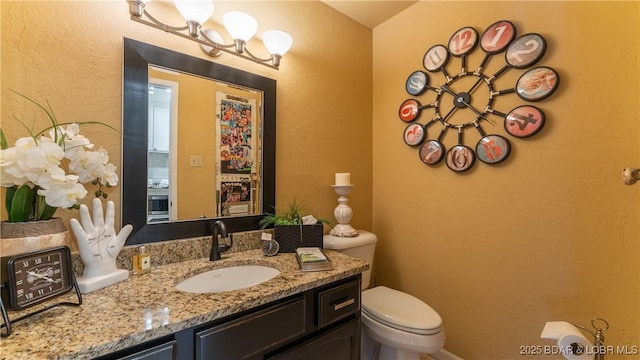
[263,30,293,56]
[174,0,214,24]
[223,11,258,42]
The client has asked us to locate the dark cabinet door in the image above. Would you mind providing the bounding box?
[268,319,360,360]
[195,297,306,360]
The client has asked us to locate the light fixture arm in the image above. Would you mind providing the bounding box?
[129,2,190,34]
[126,0,287,70]
[242,46,281,67]
[199,29,237,52]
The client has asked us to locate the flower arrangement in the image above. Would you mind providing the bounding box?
[0,92,118,223]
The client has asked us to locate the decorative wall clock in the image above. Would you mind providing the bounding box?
[399,20,559,172]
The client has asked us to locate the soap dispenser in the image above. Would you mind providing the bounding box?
[133,245,151,274]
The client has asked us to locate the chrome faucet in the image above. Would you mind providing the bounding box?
[209,220,232,261]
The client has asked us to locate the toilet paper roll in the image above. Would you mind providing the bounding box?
[558,333,593,360]
[541,321,592,360]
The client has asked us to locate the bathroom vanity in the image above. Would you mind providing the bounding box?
[99,275,361,360]
[0,249,367,360]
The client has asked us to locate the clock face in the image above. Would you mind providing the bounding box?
[399,20,559,172]
[3,246,74,310]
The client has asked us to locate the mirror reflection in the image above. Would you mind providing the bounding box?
[146,67,263,223]
[122,38,276,244]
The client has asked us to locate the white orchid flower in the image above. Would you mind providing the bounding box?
[37,175,88,208]
[101,163,119,187]
[1,94,118,222]
[58,124,94,158]
[36,165,70,190]
[9,139,49,184]
[69,148,110,184]
[0,147,23,186]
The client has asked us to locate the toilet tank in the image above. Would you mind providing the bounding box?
[323,231,377,289]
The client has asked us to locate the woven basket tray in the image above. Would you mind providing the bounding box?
[274,224,324,253]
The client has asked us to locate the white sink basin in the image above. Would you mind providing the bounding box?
[175,265,280,293]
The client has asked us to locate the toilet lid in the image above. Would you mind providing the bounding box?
[361,286,442,335]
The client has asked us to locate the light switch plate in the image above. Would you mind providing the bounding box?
[189,155,203,167]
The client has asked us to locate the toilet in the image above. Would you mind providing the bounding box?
[324,230,446,360]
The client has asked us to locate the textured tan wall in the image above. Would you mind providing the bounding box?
[372,1,639,359]
[1,1,373,235]
[3,1,638,358]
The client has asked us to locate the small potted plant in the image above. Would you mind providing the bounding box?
[259,199,330,253]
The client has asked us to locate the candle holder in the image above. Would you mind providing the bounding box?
[330,185,359,237]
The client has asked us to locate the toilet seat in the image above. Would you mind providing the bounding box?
[362,286,442,335]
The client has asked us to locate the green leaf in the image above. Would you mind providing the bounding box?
[40,205,58,221]
[9,185,35,222]
[8,90,121,141]
[0,128,8,150]
[10,90,60,141]
[5,186,17,216]
[260,198,333,229]
[35,195,57,221]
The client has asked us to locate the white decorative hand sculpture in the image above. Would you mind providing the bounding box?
[70,198,133,293]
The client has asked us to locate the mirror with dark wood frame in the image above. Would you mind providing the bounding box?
[122,38,276,244]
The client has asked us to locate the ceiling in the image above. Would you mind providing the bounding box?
[321,1,418,29]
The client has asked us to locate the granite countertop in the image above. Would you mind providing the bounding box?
[0,249,368,360]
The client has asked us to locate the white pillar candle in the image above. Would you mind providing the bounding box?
[335,173,351,186]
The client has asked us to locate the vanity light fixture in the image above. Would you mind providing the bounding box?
[127,0,293,69]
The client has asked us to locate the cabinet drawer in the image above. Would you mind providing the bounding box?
[196,297,306,359]
[107,340,177,360]
[317,279,360,328]
[94,337,178,360]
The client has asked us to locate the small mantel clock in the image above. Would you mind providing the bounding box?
[0,246,81,336]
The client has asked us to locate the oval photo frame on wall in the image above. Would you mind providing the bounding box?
[403,123,426,147]
[475,134,511,164]
[480,20,517,54]
[448,26,479,57]
[419,139,445,165]
[504,105,546,138]
[516,66,560,102]
[423,44,450,72]
[399,98,421,122]
[445,145,476,172]
[505,33,547,69]
[405,70,430,96]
